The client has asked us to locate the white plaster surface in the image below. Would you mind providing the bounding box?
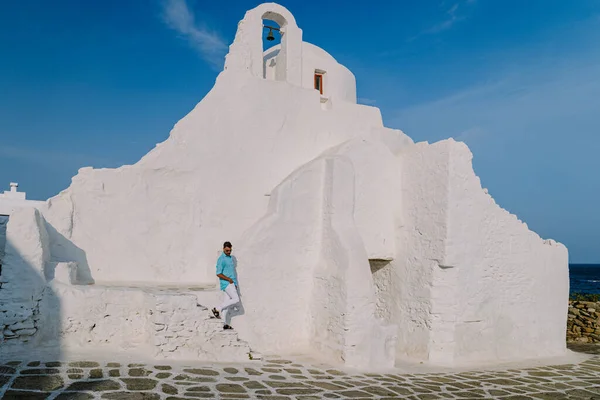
[301,42,357,103]
[265,41,358,102]
[0,2,569,370]
[395,140,569,366]
[42,68,384,285]
[232,155,396,369]
[443,140,569,364]
[226,3,303,85]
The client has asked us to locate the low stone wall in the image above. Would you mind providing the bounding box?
[0,215,7,268]
[153,292,251,361]
[0,210,46,344]
[567,300,600,343]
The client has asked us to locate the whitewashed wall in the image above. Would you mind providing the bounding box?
[444,140,568,364]
[264,42,357,103]
[301,42,357,103]
[0,193,46,217]
[43,72,383,285]
[396,140,568,366]
[235,155,396,369]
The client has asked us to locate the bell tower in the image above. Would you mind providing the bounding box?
[224,3,303,87]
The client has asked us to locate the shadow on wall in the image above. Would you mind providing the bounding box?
[0,215,6,277]
[44,224,94,285]
[0,207,95,371]
[0,230,62,366]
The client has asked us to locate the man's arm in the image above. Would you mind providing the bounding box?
[217,273,233,284]
[216,258,233,283]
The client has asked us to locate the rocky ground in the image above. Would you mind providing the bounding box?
[1,344,599,399]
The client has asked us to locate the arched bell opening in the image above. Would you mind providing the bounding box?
[261,12,288,82]
[224,4,302,86]
[262,18,281,80]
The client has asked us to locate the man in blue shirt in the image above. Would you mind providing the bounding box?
[211,241,239,330]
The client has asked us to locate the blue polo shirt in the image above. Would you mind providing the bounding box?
[216,253,237,290]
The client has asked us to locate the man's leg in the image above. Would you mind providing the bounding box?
[220,283,240,325]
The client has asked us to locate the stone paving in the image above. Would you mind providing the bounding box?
[1,344,599,399]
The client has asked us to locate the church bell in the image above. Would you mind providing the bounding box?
[266,28,275,41]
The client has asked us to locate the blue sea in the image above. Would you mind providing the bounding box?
[570,264,600,295]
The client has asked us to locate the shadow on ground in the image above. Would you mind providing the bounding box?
[568,342,600,355]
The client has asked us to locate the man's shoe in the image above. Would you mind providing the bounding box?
[223,324,233,330]
[211,308,221,319]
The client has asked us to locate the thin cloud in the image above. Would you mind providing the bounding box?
[161,0,227,70]
[455,126,488,144]
[427,3,462,34]
[0,145,121,169]
[388,56,600,148]
[358,97,377,105]
[409,1,474,41]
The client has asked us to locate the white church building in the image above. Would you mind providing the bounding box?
[0,3,568,370]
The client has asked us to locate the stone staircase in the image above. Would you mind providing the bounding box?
[4,278,259,362]
[152,291,257,362]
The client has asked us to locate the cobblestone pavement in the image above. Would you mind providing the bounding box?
[1,345,599,399]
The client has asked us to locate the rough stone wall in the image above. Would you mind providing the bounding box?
[0,215,7,270]
[36,281,252,362]
[40,282,152,351]
[1,208,251,362]
[154,293,251,361]
[567,300,600,343]
[0,208,49,344]
[370,260,393,323]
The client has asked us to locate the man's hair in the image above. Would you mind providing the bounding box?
[223,241,232,248]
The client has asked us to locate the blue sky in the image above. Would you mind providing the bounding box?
[1,0,599,262]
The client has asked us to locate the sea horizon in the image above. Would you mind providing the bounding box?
[569,263,600,295]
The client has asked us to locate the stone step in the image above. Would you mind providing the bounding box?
[153,292,254,362]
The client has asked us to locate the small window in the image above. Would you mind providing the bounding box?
[314,73,324,95]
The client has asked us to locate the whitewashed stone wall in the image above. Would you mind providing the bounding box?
[0,208,49,344]
[0,208,251,362]
[153,293,251,361]
[39,283,252,361]
[0,215,7,268]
